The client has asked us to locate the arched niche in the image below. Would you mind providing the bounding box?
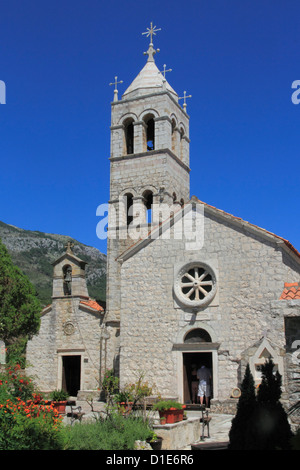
[63,264,72,296]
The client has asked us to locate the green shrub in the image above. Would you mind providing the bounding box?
[0,396,66,450]
[50,389,69,401]
[0,364,66,450]
[64,415,152,450]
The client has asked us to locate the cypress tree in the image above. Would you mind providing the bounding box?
[228,364,257,449]
[254,359,293,450]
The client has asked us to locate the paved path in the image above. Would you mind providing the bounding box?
[185,411,233,448]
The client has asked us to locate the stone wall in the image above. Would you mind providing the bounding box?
[26,298,102,393]
[117,205,300,406]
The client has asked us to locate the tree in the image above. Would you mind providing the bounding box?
[254,359,293,450]
[228,364,257,449]
[229,360,294,450]
[0,238,41,365]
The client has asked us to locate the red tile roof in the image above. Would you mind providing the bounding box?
[280,282,300,300]
[80,299,104,311]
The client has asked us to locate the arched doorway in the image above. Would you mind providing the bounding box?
[183,352,213,405]
[172,326,219,406]
[182,329,213,405]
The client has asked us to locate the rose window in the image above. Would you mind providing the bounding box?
[174,262,217,307]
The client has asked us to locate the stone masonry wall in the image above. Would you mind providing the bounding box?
[118,208,300,404]
[26,298,102,393]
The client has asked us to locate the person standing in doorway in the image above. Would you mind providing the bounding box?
[197,365,211,407]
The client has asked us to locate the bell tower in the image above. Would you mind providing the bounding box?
[105,23,191,327]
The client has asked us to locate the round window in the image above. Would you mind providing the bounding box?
[174,262,217,308]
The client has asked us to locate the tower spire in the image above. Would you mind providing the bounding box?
[142,22,161,62]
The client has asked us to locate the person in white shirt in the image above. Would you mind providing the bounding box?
[197,365,211,406]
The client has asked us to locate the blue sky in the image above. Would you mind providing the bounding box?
[0,0,299,255]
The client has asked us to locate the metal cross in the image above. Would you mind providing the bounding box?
[179,90,192,110]
[109,76,123,91]
[159,64,172,78]
[142,22,161,44]
[109,76,123,101]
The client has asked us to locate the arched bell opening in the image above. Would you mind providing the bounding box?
[142,190,153,224]
[171,118,177,154]
[124,118,134,155]
[143,114,155,151]
[124,192,134,227]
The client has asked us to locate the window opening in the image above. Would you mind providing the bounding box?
[179,128,184,160]
[143,190,153,223]
[174,262,217,307]
[181,266,213,301]
[171,119,177,154]
[63,265,72,296]
[125,193,134,226]
[124,120,134,154]
[146,118,155,151]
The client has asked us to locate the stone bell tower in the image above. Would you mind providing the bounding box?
[104,24,192,372]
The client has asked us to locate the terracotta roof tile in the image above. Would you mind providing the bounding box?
[280,282,300,300]
[80,299,104,311]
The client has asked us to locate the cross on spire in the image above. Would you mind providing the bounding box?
[179,90,192,110]
[142,22,161,44]
[159,64,172,79]
[142,22,161,62]
[109,76,123,102]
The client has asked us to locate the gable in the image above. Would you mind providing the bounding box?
[117,197,300,270]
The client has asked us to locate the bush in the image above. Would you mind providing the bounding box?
[0,364,35,402]
[64,415,152,450]
[0,364,66,450]
[50,389,69,401]
[0,396,65,450]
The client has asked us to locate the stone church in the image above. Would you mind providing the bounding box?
[27,26,300,416]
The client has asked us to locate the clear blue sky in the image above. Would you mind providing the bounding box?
[0,0,299,255]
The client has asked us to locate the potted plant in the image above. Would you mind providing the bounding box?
[146,431,163,450]
[153,400,186,424]
[50,389,69,414]
[160,416,167,425]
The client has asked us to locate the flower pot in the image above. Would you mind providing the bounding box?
[147,436,163,450]
[159,409,180,424]
[52,400,67,414]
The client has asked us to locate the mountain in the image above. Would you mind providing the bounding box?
[0,221,106,307]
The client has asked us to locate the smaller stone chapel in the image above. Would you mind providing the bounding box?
[26,24,300,420]
[26,242,104,397]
